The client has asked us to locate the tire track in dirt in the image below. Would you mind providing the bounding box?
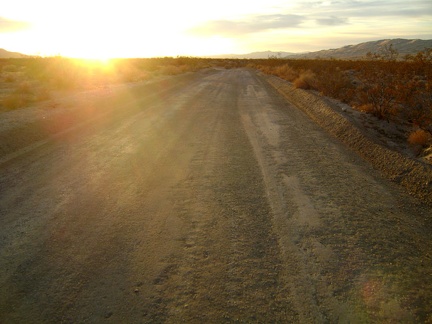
[239,71,341,322]
[143,71,296,322]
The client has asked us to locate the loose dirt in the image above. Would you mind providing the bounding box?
[0,68,431,322]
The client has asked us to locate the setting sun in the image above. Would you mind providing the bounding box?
[1,0,212,58]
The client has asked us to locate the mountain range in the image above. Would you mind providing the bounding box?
[0,48,28,58]
[286,38,432,59]
[211,39,432,59]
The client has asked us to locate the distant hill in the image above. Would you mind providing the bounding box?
[286,39,432,59]
[0,48,27,58]
[209,51,297,59]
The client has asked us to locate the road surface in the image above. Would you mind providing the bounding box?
[1,69,431,322]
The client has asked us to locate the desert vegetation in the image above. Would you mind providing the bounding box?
[0,56,215,111]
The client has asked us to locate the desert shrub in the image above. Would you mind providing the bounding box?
[0,79,51,110]
[30,58,84,89]
[352,63,399,121]
[397,78,432,128]
[1,64,18,72]
[274,64,297,81]
[255,64,273,75]
[408,129,431,146]
[317,67,353,101]
[358,104,374,113]
[2,72,16,83]
[366,44,399,61]
[358,83,398,121]
[293,70,317,90]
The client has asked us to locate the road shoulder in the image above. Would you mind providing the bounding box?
[264,73,432,205]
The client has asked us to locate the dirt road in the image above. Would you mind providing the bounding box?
[1,69,431,322]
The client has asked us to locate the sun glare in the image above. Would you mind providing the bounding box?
[2,1,242,58]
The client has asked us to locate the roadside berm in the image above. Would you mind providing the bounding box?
[265,74,432,205]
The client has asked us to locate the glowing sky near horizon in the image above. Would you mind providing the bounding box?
[1,0,431,58]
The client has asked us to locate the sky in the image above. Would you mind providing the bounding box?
[1,0,431,58]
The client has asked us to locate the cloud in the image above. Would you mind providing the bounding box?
[316,16,348,26]
[0,17,30,33]
[188,0,432,38]
[306,0,432,18]
[189,14,305,37]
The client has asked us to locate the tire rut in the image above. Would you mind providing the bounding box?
[143,71,296,322]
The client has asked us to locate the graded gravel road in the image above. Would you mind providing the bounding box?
[1,69,431,322]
